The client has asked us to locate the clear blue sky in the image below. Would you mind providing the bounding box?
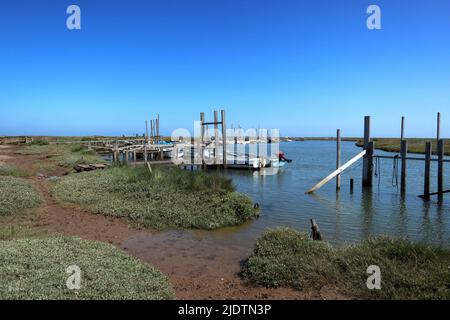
[1,0,449,137]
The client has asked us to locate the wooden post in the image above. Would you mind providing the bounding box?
[221,110,227,168]
[310,219,323,241]
[144,143,148,164]
[401,140,408,194]
[438,139,444,201]
[350,178,354,193]
[214,110,219,162]
[336,129,341,190]
[424,141,432,201]
[401,116,405,141]
[200,112,205,168]
[157,114,160,143]
[362,116,373,187]
[437,112,441,142]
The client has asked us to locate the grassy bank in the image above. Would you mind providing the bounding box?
[52,165,258,230]
[242,228,450,300]
[0,236,174,299]
[0,176,40,216]
[355,138,450,156]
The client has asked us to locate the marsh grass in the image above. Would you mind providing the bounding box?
[52,165,257,230]
[0,162,30,177]
[356,138,450,156]
[0,236,174,299]
[241,228,450,300]
[0,224,43,241]
[0,176,40,216]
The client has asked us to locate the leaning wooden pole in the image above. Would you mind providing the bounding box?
[221,110,227,168]
[362,116,373,187]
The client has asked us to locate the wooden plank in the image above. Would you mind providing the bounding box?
[438,139,444,201]
[419,190,450,198]
[336,129,341,190]
[424,142,431,201]
[307,150,366,194]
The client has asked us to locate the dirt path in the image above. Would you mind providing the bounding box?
[0,145,344,300]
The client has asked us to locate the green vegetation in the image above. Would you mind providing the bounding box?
[356,138,450,156]
[52,165,258,230]
[15,144,50,155]
[242,228,450,300]
[0,224,43,241]
[0,162,30,177]
[56,144,105,167]
[0,176,40,216]
[30,139,49,146]
[15,144,105,171]
[0,237,174,299]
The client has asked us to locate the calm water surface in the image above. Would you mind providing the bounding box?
[188,141,450,248]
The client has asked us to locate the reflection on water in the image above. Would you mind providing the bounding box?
[189,141,450,248]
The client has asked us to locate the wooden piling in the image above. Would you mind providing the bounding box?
[437,112,441,142]
[310,219,323,241]
[221,110,227,168]
[214,110,219,161]
[424,141,432,201]
[336,129,341,190]
[401,116,405,141]
[362,116,373,187]
[438,139,444,201]
[400,140,408,194]
[157,114,160,143]
[350,178,354,193]
[200,112,205,168]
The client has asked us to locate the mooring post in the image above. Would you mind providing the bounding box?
[437,112,441,142]
[438,139,444,201]
[401,116,405,141]
[221,110,227,168]
[310,219,323,241]
[424,141,432,201]
[157,114,160,144]
[200,112,205,168]
[144,143,148,164]
[350,178,354,193]
[214,110,219,161]
[400,140,408,194]
[362,116,373,187]
[336,129,341,190]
